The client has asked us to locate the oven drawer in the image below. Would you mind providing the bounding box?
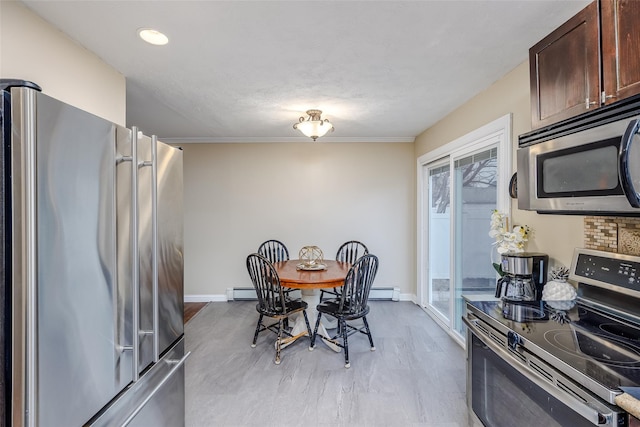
[464,317,626,427]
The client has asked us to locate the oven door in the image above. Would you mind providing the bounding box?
[464,318,625,427]
[517,114,640,214]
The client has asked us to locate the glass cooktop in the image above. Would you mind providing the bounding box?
[469,299,640,391]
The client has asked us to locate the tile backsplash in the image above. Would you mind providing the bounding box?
[585,216,640,255]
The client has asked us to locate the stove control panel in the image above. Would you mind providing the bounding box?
[571,248,640,296]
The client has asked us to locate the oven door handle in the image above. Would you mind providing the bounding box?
[464,317,613,426]
[619,118,640,207]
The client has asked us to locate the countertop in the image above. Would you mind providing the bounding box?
[462,293,499,302]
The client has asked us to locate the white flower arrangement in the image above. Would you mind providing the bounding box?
[489,210,531,254]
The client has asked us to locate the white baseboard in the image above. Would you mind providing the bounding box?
[184,294,227,303]
[229,288,302,300]
[185,289,414,303]
[226,287,401,301]
[399,293,417,302]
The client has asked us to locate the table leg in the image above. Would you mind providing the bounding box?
[280,289,341,352]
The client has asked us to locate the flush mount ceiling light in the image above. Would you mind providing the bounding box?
[293,110,334,141]
[138,28,169,46]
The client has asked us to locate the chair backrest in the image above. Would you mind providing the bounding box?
[339,254,379,315]
[257,240,290,264]
[335,241,369,265]
[246,253,286,315]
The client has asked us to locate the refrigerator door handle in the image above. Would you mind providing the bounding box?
[131,127,140,381]
[135,138,158,359]
[151,136,159,362]
[121,351,191,427]
[116,155,133,164]
[116,146,133,355]
[131,131,159,376]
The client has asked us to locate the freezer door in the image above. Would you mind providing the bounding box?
[156,142,184,354]
[87,338,188,427]
[13,90,134,426]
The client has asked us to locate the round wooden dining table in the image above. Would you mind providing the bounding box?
[273,259,351,352]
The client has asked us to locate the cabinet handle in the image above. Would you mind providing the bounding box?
[585,97,598,109]
[601,91,616,104]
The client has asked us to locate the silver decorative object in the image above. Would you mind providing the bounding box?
[297,246,326,270]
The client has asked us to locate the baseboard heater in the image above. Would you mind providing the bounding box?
[229,287,400,301]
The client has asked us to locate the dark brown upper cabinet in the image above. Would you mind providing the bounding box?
[529,1,640,129]
[529,1,600,129]
[601,0,640,106]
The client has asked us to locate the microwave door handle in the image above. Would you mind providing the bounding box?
[619,119,640,207]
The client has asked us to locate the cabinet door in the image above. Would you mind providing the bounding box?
[529,1,600,129]
[602,0,640,105]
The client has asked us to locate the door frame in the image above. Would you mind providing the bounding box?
[416,114,512,345]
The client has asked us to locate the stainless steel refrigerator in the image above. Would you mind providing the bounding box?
[0,80,187,427]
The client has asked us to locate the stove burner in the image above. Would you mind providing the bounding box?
[600,322,640,341]
[501,301,547,322]
[544,328,640,367]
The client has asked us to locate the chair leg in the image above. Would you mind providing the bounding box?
[341,318,350,368]
[275,318,283,365]
[310,312,322,350]
[302,310,312,341]
[251,314,263,348]
[362,315,375,351]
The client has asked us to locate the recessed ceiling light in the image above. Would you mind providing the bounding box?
[138,28,168,46]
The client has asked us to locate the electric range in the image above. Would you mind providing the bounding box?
[464,248,640,427]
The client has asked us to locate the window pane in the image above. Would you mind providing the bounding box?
[427,164,450,320]
[453,148,497,336]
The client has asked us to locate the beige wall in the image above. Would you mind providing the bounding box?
[415,61,582,269]
[0,1,125,123]
[0,0,583,296]
[182,142,415,298]
[2,0,414,301]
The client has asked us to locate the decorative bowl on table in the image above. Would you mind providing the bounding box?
[297,246,326,270]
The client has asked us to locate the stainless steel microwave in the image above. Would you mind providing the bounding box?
[517,115,640,214]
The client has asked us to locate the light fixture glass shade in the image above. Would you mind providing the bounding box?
[293,110,334,141]
[296,119,333,139]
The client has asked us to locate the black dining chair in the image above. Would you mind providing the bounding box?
[310,254,379,368]
[257,239,290,264]
[320,240,369,301]
[246,253,312,365]
[257,239,294,297]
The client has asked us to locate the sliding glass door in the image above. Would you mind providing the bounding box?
[452,148,498,335]
[418,115,511,343]
[425,161,451,323]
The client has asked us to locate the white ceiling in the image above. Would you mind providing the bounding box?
[21,0,591,143]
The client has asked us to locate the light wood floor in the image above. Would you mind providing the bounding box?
[184,301,472,426]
